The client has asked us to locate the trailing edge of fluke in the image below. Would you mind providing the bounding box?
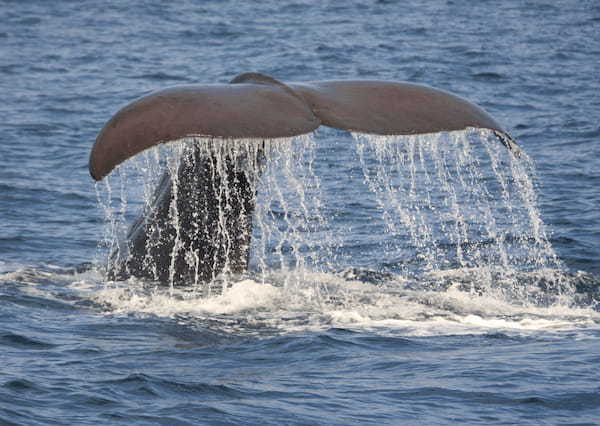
[89,72,518,181]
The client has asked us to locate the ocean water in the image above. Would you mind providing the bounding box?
[1,0,600,424]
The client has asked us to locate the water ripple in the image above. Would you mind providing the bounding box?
[0,333,56,350]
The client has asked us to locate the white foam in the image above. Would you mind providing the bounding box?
[67,267,600,338]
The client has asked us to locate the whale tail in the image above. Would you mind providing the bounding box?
[92,72,517,285]
[89,72,516,181]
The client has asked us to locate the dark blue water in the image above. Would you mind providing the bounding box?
[2,0,600,424]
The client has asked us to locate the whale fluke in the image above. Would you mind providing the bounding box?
[90,72,513,181]
[92,72,517,286]
[89,77,320,180]
[288,80,504,136]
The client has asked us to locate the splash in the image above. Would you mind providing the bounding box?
[94,129,573,309]
[95,135,330,290]
[354,129,570,305]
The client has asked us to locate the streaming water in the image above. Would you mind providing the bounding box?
[354,129,570,305]
[95,135,329,291]
[94,129,571,310]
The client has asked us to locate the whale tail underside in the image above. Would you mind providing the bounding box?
[89,72,516,181]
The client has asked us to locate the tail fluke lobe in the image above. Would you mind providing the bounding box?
[89,76,319,180]
[288,80,506,136]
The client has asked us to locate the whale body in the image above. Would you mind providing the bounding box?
[91,72,517,285]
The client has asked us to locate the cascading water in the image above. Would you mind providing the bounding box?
[353,129,571,305]
[94,129,573,310]
[252,134,334,281]
[95,135,331,292]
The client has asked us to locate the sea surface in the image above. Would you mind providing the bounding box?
[1,0,600,424]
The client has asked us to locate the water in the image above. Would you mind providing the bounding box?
[2,0,600,424]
